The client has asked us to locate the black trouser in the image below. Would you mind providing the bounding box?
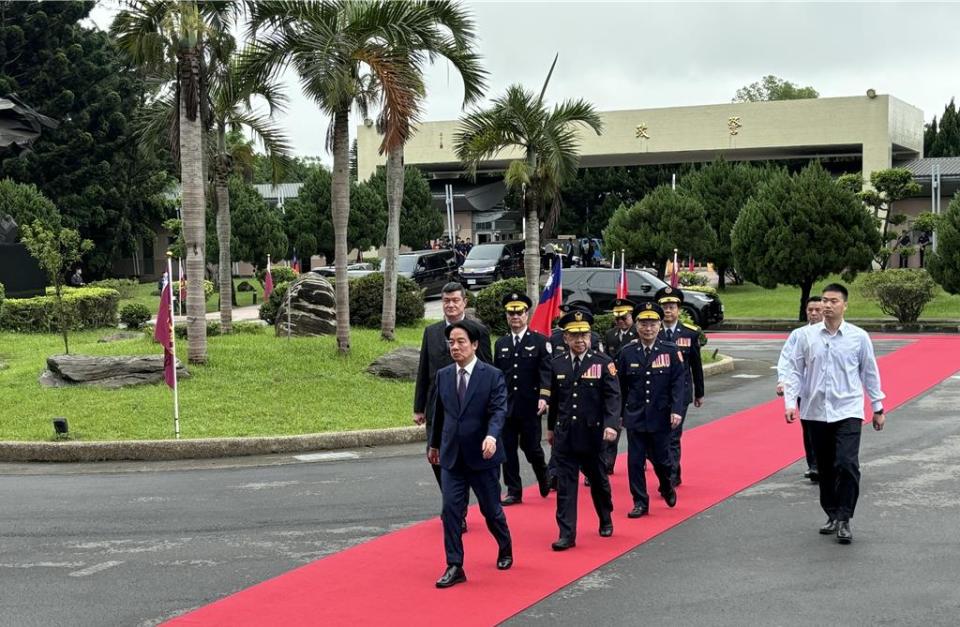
[800,419,817,472]
[441,458,511,567]
[600,427,621,473]
[501,414,548,498]
[627,428,673,509]
[554,449,613,541]
[809,418,862,522]
[669,403,690,483]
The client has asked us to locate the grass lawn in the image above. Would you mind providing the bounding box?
[122,278,264,314]
[718,274,960,320]
[1,324,726,442]
[0,323,429,442]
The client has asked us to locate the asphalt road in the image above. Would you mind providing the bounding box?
[2,337,959,626]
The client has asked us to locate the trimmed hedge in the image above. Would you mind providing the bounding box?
[860,269,938,323]
[257,266,298,285]
[682,285,718,298]
[120,303,152,329]
[350,272,424,328]
[475,278,527,335]
[0,287,120,332]
[88,278,140,299]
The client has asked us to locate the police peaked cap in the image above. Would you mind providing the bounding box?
[655,286,684,305]
[611,298,636,317]
[558,309,593,333]
[634,301,665,321]
[501,292,532,312]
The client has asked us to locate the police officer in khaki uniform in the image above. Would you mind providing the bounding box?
[494,292,552,505]
[545,310,621,550]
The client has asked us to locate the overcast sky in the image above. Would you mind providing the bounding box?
[89,1,960,161]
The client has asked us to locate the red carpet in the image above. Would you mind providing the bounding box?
[168,337,960,627]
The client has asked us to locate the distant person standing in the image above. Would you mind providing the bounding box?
[783,283,886,545]
[69,267,84,287]
[656,287,704,487]
[414,283,493,521]
[776,296,824,482]
[617,302,684,518]
[546,309,621,550]
[494,292,552,505]
[430,320,513,588]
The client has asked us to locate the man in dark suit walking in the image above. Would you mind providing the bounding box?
[414,282,493,493]
[430,320,513,588]
[494,292,551,505]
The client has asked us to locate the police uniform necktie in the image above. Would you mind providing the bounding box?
[514,334,520,348]
[573,356,582,376]
[458,369,467,404]
[664,328,672,342]
[644,346,652,360]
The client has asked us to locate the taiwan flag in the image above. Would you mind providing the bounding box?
[529,256,563,336]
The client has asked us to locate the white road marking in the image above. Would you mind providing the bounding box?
[0,562,84,569]
[69,561,124,577]
[295,452,359,462]
[731,374,763,379]
[233,480,300,490]
[951,375,960,380]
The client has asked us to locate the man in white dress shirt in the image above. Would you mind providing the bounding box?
[783,283,886,545]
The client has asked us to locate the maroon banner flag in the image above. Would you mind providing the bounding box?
[154,279,175,388]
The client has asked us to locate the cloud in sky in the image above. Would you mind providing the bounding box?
[90,1,960,160]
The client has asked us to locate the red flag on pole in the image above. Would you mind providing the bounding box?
[670,249,679,288]
[616,249,628,299]
[529,256,563,336]
[155,271,176,389]
[264,255,274,300]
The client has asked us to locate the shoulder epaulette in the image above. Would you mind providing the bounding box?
[682,321,700,332]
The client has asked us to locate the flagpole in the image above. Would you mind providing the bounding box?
[287,278,292,340]
[167,253,181,439]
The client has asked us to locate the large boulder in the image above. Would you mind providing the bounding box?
[275,274,337,337]
[366,346,421,380]
[39,354,190,389]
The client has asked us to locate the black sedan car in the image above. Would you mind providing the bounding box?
[561,268,724,328]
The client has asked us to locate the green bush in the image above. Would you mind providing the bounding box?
[259,280,291,325]
[119,303,152,329]
[859,269,938,323]
[0,287,120,332]
[171,279,215,302]
[474,278,528,335]
[593,312,615,334]
[89,278,140,299]
[678,271,708,287]
[145,319,264,341]
[682,285,719,298]
[257,265,298,285]
[350,273,424,328]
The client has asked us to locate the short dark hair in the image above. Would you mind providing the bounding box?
[441,282,467,299]
[445,319,480,343]
[806,296,822,304]
[821,283,848,301]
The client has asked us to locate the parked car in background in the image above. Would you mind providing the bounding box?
[395,249,458,297]
[458,241,525,287]
[311,262,374,278]
[561,268,724,328]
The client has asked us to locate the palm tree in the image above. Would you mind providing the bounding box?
[244,1,452,354]
[378,5,487,341]
[455,72,603,305]
[113,0,236,363]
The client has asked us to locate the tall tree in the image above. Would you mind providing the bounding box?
[112,0,235,364]
[924,98,960,157]
[0,1,173,276]
[927,195,960,295]
[218,176,288,269]
[245,1,434,354]
[853,168,921,269]
[365,166,443,250]
[602,185,716,275]
[733,75,819,102]
[731,163,880,321]
[455,75,603,304]
[375,2,485,341]
[683,159,764,289]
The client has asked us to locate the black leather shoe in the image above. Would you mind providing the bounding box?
[436,565,466,588]
[808,469,820,483]
[819,519,839,535]
[583,476,591,487]
[599,524,614,537]
[664,489,677,508]
[501,495,522,506]
[461,518,468,533]
[538,473,551,498]
[627,505,648,519]
[550,476,558,491]
[836,521,852,544]
[551,537,576,551]
[496,552,513,570]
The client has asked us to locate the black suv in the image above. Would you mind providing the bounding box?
[561,268,724,328]
[396,249,458,297]
[458,241,525,287]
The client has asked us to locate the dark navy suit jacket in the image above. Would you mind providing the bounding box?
[617,339,685,432]
[429,360,507,471]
